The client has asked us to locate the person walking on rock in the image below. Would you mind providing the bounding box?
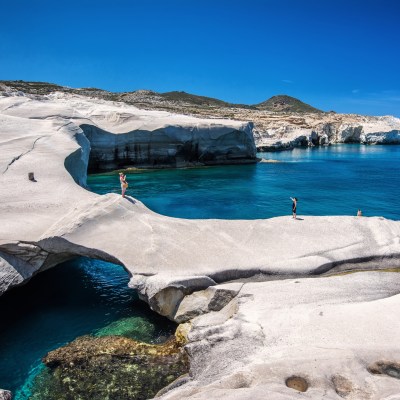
[290,197,298,219]
[119,172,128,198]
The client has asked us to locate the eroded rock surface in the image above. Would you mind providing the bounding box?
[1,88,400,399]
[158,272,400,400]
[0,93,256,172]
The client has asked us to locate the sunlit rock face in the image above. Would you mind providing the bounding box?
[255,115,400,151]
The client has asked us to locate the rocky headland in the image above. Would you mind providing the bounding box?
[1,83,400,399]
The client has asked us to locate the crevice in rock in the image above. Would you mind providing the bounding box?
[2,135,46,174]
[313,254,400,276]
[205,254,400,286]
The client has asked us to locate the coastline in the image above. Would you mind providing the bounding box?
[1,92,400,399]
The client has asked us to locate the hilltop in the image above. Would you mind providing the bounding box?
[254,94,322,113]
[0,80,317,113]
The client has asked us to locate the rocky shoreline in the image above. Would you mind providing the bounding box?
[1,89,400,399]
[1,81,400,154]
[254,113,400,152]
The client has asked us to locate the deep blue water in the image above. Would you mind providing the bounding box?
[1,144,399,397]
[0,258,176,397]
[88,145,400,220]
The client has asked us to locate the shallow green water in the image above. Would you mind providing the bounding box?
[0,258,176,397]
[1,144,399,397]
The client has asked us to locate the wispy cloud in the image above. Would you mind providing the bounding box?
[282,79,293,84]
[336,89,400,116]
[349,90,400,104]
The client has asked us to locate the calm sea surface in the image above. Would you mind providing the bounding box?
[1,144,399,397]
[0,259,176,397]
[88,145,400,220]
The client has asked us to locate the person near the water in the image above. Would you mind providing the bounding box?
[357,209,362,217]
[119,172,128,198]
[290,197,298,219]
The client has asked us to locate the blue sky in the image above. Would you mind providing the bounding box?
[1,0,399,116]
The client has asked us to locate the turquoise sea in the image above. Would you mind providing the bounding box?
[0,144,399,397]
[88,145,400,220]
[0,259,176,397]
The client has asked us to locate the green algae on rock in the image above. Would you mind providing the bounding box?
[31,334,188,400]
[94,316,171,343]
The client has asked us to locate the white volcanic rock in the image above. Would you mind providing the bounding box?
[159,272,400,400]
[2,81,400,151]
[255,113,400,151]
[0,93,256,171]
[173,283,243,323]
[1,91,400,399]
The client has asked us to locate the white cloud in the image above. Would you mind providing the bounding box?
[282,79,293,84]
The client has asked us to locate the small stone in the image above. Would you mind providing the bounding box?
[0,389,12,400]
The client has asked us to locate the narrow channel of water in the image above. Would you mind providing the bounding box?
[0,258,176,398]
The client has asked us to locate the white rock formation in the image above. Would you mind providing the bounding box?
[1,92,400,399]
[0,93,256,172]
[2,81,400,151]
[255,113,400,151]
[159,272,400,399]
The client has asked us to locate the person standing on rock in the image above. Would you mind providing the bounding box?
[119,172,128,198]
[290,197,298,219]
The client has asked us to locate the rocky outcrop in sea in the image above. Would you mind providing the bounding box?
[30,333,188,400]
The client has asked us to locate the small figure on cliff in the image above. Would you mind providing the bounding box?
[357,209,362,217]
[119,172,128,198]
[290,197,298,219]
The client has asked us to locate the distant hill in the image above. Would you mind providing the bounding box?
[0,80,323,114]
[254,95,322,113]
[159,91,252,109]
